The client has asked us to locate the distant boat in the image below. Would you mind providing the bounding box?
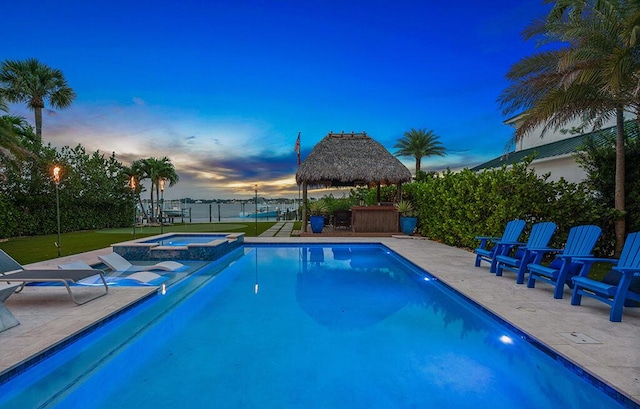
[240,204,279,218]
[163,200,189,217]
[163,207,190,217]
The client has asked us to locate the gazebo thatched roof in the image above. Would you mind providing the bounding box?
[295,131,412,187]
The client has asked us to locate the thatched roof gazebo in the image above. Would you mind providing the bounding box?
[295,131,412,232]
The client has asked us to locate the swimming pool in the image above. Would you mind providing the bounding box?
[0,244,629,408]
[112,232,244,261]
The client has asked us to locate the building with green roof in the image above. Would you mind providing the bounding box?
[471,115,637,183]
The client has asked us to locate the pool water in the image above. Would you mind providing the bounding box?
[140,234,228,246]
[114,233,244,262]
[0,244,627,408]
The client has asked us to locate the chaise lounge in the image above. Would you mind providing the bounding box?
[0,250,108,305]
[98,252,185,273]
[59,260,164,285]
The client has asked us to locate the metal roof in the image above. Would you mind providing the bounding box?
[471,121,638,171]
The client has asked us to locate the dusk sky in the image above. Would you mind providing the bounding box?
[3,0,552,200]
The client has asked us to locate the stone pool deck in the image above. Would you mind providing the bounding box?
[0,237,638,405]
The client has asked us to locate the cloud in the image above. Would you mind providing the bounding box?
[11,100,301,198]
[7,99,503,200]
[132,97,146,106]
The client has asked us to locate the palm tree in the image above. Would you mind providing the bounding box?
[0,120,27,177]
[498,0,640,255]
[150,157,179,220]
[122,165,149,222]
[131,157,179,222]
[0,58,76,139]
[394,128,446,174]
[0,100,34,179]
[131,159,153,221]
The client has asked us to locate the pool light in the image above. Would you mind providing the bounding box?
[499,335,514,345]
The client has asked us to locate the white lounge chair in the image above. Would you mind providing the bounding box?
[98,253,185,273]
[0,250,108,305]
[59,260,163,285]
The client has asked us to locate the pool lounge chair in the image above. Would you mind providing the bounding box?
[59,260,163,285]
[526,225,601,299]
[494,221,557,284]
[474,219,526,273]
[0,284,21,332]
[0,250,108,305]
[98,252,185,273]
[570,231,640,322]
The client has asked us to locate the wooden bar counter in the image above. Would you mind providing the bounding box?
[350,206,399,233]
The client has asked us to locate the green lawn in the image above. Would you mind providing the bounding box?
[0,222,277,265]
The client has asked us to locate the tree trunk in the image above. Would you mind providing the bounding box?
[34,107,43,139]
[137,195,148,221]
[614,107,626,256]
[149,182,155,223]
[415,157,421,174]
[156,183,161,222]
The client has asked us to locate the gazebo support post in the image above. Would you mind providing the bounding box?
[376,182,381,203]
[302,182,308,233]
[396,182,402,203]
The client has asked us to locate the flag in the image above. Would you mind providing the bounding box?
[294,132,301,166]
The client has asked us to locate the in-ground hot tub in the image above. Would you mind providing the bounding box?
[111,233,244,261]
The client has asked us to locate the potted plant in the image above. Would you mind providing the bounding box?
[395,200,418,235]
[308,200,329,233]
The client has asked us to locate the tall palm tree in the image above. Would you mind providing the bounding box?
[498,0,640,255]
[394,128,446,174]
[0,58,76,139]
[131,157,179,222]
[150,157,179,220]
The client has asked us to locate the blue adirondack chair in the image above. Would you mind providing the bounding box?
[526,225,601,299]
[474,219,526,273]
[495,221,557,284]
[570,232,640,322]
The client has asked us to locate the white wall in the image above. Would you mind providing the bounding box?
[528,155,587,183]
[507,114,631,152]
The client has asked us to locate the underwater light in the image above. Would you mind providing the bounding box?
[499,335,514,345]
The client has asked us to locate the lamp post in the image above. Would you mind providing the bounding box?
[254,184,258,236]
[53,165,61,257]
[130,176,137,239]
[160,178,165,234]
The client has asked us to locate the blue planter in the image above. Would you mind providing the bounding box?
[310,215,325,233]
[400,216,418,235]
